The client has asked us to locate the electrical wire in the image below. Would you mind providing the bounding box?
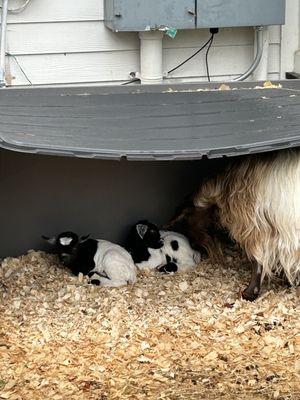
[0,0,31,14]
[205,34,215,82]
[121,77,140,86]
[6,52,32,85]
[167,34,213,75]
[122,31,217,86]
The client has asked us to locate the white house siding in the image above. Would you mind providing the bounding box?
[2,0,299,86]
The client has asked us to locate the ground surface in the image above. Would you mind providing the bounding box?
[0,250,299,400]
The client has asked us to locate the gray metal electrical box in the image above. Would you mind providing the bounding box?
[104,0,196,31]
[104,0,285,31]
[197,0,286,28]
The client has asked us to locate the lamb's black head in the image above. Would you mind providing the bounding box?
[42,231,90,267]
[131,220,163,249]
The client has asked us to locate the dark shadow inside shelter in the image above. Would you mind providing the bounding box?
[0,149,229,257]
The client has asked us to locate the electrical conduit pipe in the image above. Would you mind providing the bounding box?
[234,26,264,81]
[139,31,164,84]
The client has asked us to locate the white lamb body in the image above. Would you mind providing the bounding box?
[136,248,165,270]
[161,230,202,271]
[137,230,201,272]
[89,240,137,287]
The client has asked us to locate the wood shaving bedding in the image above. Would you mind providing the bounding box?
[0,249,299,399]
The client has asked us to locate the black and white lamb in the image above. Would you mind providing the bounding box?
[42,231,136,287]
[125,220,201,273]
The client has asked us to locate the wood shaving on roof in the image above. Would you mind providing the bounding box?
[0,249,299,399]
[162,81,283,94]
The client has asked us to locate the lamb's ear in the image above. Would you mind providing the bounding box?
[42,235,56,245]
[80,234,90,243]
[136,224,148,239]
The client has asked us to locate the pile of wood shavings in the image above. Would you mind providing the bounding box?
[162,81,283,93]
[0,250,299,400]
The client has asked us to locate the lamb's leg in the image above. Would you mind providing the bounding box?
[157,262,178,274]
[242,262,262,301]
[88,270,108,286]
[88,271,129,287]
[94,277,129,287]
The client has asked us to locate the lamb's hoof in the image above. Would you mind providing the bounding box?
[224,302,235,308]
[157,266,170,274]
[157,263,178,274]
[240,289,258,302]
[90,279,101,286]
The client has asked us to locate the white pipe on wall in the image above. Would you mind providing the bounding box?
[252,26,269,81]
[0,0,8,87]
[139,31,164,84]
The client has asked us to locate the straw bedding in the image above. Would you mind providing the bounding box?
[0,249,299,399]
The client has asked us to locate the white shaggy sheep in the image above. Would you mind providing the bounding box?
[167,149,300,300]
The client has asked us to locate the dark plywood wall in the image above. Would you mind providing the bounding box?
[0,149,227,257]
